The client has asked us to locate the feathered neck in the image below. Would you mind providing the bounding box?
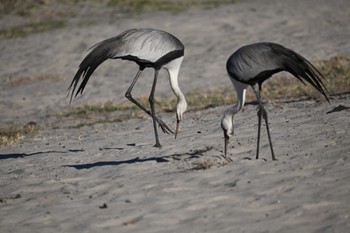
[229,79,247,114]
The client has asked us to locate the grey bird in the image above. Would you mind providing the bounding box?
[221,42,329,160]
[68,28,187,148]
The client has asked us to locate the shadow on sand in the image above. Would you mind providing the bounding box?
[64,146,213,170]
[0,149,85,160]
[63,156,169,170]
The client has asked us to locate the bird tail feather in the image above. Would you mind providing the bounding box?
[281,48,329,102]
[67,37,121,104]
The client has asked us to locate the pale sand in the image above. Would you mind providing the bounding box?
[1,0,350,232]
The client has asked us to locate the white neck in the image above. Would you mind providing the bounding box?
[229,79,247,113]
[222,79,247,126]
[221,80,247,137]
[164,57,187,117]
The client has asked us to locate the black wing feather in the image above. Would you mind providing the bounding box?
[67,28,184,104]
[227,42,329,102]
[67,37,119,104]
[274,43,329,102]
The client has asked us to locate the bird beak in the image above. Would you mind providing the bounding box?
[224,131,229,157]
[175,117,180,139]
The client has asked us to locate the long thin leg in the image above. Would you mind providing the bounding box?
[252,84,276,160]
[149,69,161,148]
[125,69,174,135]
[252,85,262,159]
[261,107,276,160]
[256,107,262,159]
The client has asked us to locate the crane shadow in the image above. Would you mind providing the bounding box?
[63,156,169,170]
[326,104,350,114]
[64,146,212,170]
[0,149,84,160]
[165,146,213,161]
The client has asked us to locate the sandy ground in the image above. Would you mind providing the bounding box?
[1,0,350,232]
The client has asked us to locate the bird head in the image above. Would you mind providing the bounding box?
[221,110,235,157]
[175,99,187,139]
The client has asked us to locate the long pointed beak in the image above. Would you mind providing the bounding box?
[175,117,180,139]
[224,132,229,157]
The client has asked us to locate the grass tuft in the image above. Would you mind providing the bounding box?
[5,73,64,86]
[0,0,238,39]
[0,20,66,39]
[107,0,238,13]
[192,158,230,170]
[3,55,347,135]
[0,122,40,146]
[59,55,350,128]
[260,55,350,101]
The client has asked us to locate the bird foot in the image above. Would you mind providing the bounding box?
[222,155,233,163]
[156,119,174,135]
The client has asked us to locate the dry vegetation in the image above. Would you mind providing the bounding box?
[1,1,349,145]
[0,0,238,39]
[0,122,39,145]
[4,73,64,86]
[107,0,238,13]
[8,54,342,132]
[192,158,231,170]
[60,55,350,126]
[0,55,349,146]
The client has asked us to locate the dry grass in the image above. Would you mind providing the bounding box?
[67,111,149,129]
[192,158,231,170]
[58,55,350,128]
[260,55,350,101]
[0,0,238,39]
[107,0,238,13]
[187,55,350,106]
[0,0,238,16]
[1,56,348,142]
[4,74,64,86]
[0,20,66,39]
[0,122,40,146]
